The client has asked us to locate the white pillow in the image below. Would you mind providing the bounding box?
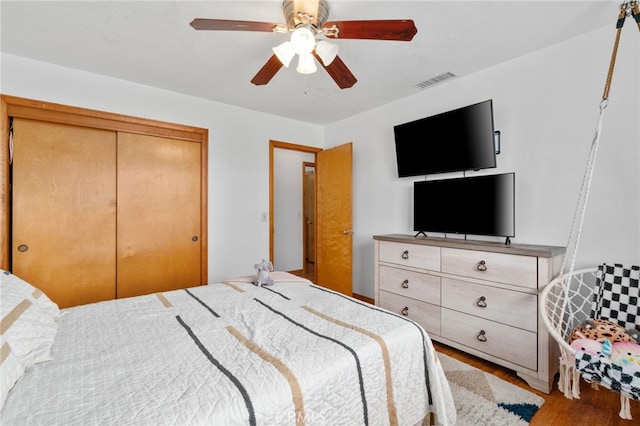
[0,337,25,410]
[0,270,59,366]
[1,270,59,319]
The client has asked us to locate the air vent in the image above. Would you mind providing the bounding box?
[415,72,456,89]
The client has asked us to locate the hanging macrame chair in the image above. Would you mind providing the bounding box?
[540,1,640,420]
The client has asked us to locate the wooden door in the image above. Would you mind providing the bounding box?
[116,133,202,298]
[11,118,117,308]
[316,143,353,296]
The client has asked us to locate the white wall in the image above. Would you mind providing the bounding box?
[326,25,640,298]
[0,53,324,283]
[274,149,315,271]
[3,24,638,299]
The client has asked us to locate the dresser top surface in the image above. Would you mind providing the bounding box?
[373,234,566,258]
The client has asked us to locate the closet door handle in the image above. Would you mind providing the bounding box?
[192,236,199,242]
[17,244,29,253]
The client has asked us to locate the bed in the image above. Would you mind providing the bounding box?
[1,270,456,425]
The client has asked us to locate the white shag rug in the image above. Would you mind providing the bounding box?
[438,352,545,425]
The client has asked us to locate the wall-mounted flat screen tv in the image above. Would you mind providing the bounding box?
[413,173,515,239]
[394,99,496,177]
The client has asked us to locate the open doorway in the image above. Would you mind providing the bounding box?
[270,140,353,295]
[270,141,321,282]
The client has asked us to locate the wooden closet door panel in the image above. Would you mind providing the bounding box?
[117,133,201,298]
[12,118,117,308]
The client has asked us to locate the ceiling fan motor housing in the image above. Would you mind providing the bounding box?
[283,0,330,30]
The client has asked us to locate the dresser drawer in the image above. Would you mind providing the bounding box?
[379,291,440,336]
[441,278,537,332]
[379,265,440,305]
[379,241,440,271]
[441,309,537,370]
[441,247,537,288]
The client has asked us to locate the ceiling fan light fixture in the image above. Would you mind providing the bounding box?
[315,40,339,65]
[290,26,316,55]
[296,54,317,74]
[273,41,296,67]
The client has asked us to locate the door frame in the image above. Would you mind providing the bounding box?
[0,95,209,283]
[269,140,322,269]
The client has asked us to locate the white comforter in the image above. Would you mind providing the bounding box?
[2,279,455,425]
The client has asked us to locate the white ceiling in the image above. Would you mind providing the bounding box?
[0,1,620,125]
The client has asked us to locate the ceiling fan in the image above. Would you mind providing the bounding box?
[190,0,417,89]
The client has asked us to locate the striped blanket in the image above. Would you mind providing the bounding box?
[2,278,456,425]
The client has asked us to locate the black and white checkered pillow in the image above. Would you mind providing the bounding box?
[590,263,640,331]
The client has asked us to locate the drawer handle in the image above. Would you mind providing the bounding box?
[476,330,487,342]
[401,306,409,316]
[476,296,487,308]
[401,279,409,289]
[401,250,409,260]
[477,260,487,271]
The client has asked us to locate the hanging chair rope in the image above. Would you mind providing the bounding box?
[559,1,636,283]
[545,1,640,420]
[602,2,634,100]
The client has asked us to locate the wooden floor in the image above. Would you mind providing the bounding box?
[434,342,639,425]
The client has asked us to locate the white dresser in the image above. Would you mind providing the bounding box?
[373,234,565,393]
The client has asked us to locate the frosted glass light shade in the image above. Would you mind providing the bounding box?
[315,40,339,65]
[273,42,296,67]
[296,54,317,74]
[290,27,316,55]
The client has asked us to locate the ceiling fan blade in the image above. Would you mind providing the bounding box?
[251,55,284,86]
[190,18,280,32]
[313,53,357,89]
[322,19,417,41]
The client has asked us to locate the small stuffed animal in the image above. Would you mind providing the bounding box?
[569,331,608,357]
[568,319,635,344]
[254,259,274,287]
[609,341,640,371]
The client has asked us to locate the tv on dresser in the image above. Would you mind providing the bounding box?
[413,172,515,243]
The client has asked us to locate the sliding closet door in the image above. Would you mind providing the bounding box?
[11,118,117,308]
[116,133,202,298]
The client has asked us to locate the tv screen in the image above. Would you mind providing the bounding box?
[394,100,496,177]
[413,173,515,238]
